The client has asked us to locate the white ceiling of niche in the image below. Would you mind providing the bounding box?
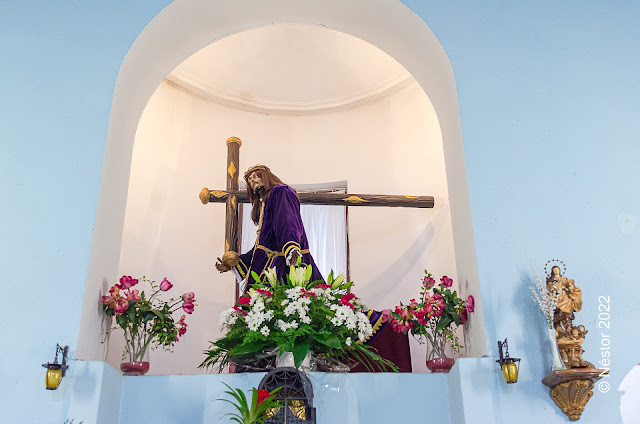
[166,24,415,115]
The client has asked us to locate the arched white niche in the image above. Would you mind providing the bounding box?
[77,0,487,372]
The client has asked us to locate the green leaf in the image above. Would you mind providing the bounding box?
[305,265,312,284]
[127,307,136,323]
[116,314,127,328]
[327,270,334,284]
[142,311,155,323]
[292,339,311,368]
[314,334,342,349]
[436,316,452,331]
[230,340,267,356]
[251,271,261,283]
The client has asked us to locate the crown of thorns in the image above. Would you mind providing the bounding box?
[244,165,271,180]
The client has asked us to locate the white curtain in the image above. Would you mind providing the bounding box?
[240,191,347,280]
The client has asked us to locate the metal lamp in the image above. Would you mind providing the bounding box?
[496,339,520,384]
[42,344,69,390]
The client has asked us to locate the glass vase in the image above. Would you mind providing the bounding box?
[120,328,151,376]
[276,350,316,372]
[426,332,455,373]
[548,327,567,371]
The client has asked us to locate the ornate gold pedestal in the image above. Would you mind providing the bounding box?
[542,368,609,421]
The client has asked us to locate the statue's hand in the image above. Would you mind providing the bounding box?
[221,251,240,266]
[215,258,231,273]
[215,251,240,273]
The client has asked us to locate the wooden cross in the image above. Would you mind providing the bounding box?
[199,136,434,294]
[199,137,434,255]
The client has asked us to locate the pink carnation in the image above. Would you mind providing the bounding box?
[440,276,453,288]
[423,276,435,289]
[316,284,332,289]
[182,292,195,302]
[237,296,251,305]
[381,309,392,323]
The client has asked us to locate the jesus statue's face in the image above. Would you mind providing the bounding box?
[247,171,264,193]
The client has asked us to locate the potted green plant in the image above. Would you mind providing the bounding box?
[220,383,282,424]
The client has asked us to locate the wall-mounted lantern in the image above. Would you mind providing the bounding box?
[496,338,520,384]
[42,344,69,390]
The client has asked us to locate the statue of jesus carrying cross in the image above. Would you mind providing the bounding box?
[215,164,324,292]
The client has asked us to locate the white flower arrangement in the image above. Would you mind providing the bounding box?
[202,266,396,372]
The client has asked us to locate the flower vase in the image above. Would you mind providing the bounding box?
[276,350,316,372]
[548,327,567,371]
[426,333,454,373]
[120,332,151,376]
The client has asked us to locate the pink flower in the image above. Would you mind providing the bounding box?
[440,276,453,288]
[178,315,188,337]
[125,289,141,301]
[159,278,173,291]
[237,296,251,305]
[409,298,418,309]
[389,307,414,333]
[182,301,195,314]
[381,309,392,323]
[101,295,114,306]
[233,306,247,316]
[114,298,129,315]
[316,284,332,289]
[432,293,445,316]
[182,292,195,302]
[256,288,273,297]
[119,276,138,289]
[460,306,468,324]
[340,293,356,309]
[467,295,475,313]
[423,276,435,289]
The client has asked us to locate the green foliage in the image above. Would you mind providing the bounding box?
[201,265,398,372]
[220,383,282,424]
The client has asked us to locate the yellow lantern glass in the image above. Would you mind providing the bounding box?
[46,366,62,390]
[501,360,518,383]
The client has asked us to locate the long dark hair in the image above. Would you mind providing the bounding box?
[245,169,286,225]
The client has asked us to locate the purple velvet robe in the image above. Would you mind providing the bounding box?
[234,184,324,290]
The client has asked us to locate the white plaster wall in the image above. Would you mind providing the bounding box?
[107,78,455,374]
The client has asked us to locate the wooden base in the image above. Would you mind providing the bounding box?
[542,368,609,421]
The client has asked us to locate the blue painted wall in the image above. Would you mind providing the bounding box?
[1,1,638,423]
[405,1,640,422]
[0,2,171,422]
